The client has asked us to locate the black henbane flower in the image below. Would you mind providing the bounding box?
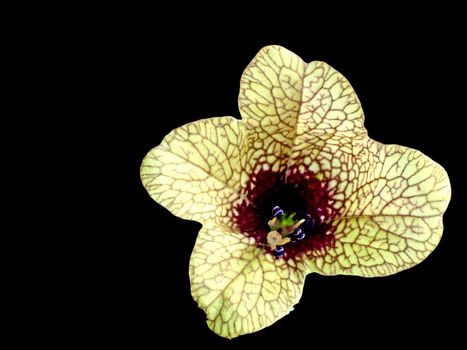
[141,46,451,338]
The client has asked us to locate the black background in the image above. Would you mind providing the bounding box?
[76,9,465,349]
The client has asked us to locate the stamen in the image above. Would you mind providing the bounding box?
[266,208,308,255]
[281,218,305,237]
[291,228,305,242]
[272,245,285,258]
[267,217,281,231]
[272,206,284,218]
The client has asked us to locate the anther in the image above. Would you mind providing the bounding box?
[272,245,285,258]
[272,206,284,218]
[291,228,305,242]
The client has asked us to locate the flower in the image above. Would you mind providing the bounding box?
[140,45,451,338]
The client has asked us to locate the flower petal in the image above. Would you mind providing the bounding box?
[140,117,246,225]
[240,47,367,175]
[277,58,451,275]
[190,224,308,338]
[297,60,367,139]
[286,60,367,172]
[239,45,306,173]
[305,140,451,277]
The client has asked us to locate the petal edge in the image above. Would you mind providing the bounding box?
[190,225,309,338]
[140,116,245,225]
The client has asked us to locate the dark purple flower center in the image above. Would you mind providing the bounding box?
[234,166,340,260]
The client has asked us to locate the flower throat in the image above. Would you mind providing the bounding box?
[234,167,340,260]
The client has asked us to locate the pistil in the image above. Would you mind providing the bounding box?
[266,206,307,258]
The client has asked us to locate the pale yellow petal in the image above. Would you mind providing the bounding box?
[190,225,308,338]
[140,117,245,225]
[286,60,367,172]
[298,61,367,139]
[239,45,306,175]
[304,139,450,277]
[253,54,453,276]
